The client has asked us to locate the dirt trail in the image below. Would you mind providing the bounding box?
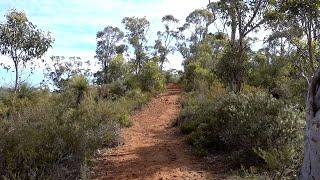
[92,84,217,180]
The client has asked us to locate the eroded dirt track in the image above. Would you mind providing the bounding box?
[92,84,216,180]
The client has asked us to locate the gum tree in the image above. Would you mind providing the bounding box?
[273,1,320,179]
[95,26,124,84]
[0,10,53,92]
[154,15,179,71]
[176,9,215,60]
[122,16,150,74]
[263,0,320,178]
[208,0,271,92]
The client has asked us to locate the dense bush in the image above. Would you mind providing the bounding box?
[178,89,304,177]
[182,62,215,92]
[0,81,150,179]
[164,69,181,84]
[247,54,308,107]
[215,44,249,90]
[98,80,128,100]
[139,60,165,92]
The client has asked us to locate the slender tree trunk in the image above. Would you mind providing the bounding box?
[160,54,166,71]
[228,0,243,93]
[300,67,320,180]
[14,61,19,93]
[104,65,109,84]
[307,22,315,72]
[230,34,244,93]
[160,62,164,71]
[230,8,237,47]
[236,36,244,93]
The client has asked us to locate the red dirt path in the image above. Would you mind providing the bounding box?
[91,84,223,180]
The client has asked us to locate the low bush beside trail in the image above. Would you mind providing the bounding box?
[178,87,304,178]
[0,78,152,179]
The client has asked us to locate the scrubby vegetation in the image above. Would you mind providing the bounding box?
[178,87,304,178]
[0,77,155,179]
[175,1,319,179]
[0,9,168,179]
[0,59,167,178]
[1,0,320,179]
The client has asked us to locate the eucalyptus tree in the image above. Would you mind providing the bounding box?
[269,1,320,85]
[96,26,124,72]
[122,16,150,74]
[43,56,91,91]
[154,15,179,71]
[186,9,215,47]
[208,0,271,92]
[176,9,215,60]
[0,9,53,92]
[95,26,124,84]
[260,0,320,178]
[269,1,320,179]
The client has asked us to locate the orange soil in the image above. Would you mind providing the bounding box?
[91,84,223,180]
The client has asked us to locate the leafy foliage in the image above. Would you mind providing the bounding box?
[44,56,91,90]
[0,9,54,92]
[0,82,150,179]
[139,60,165,92]
[178,89,304,174]
[154,15,179,70]
[122,16,150,74]
[1,0,319,179]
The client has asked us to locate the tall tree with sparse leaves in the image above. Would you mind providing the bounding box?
[154,15,179,71]
[95,26,124,84]
[176,9,215,60]
[0,9,53,92]
[208,0,271,92]
[122,16,150,74]
[270,1,320,179]
[96,26,124,68]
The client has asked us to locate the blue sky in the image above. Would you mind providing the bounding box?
[0,0,208,87]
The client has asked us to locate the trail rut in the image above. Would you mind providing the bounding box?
[91,84,217,180]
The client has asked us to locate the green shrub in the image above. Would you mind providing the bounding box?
[106,54,128,84]
[118,114,132,127]
[69,75,89,105]
[0,90,118,179]
[125,74,141,91]
[125,88,151,110]
[164,69,181,83]
[181,62,215,93]
[215,44,249,89]
[0,81,150,179]
[97,80,128,100]
[254,142,302,179]
[140,60,165,92]
[178,90,304,175]
[94,54,129,86]
[108,80,127,97]
[0,87,50,119]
